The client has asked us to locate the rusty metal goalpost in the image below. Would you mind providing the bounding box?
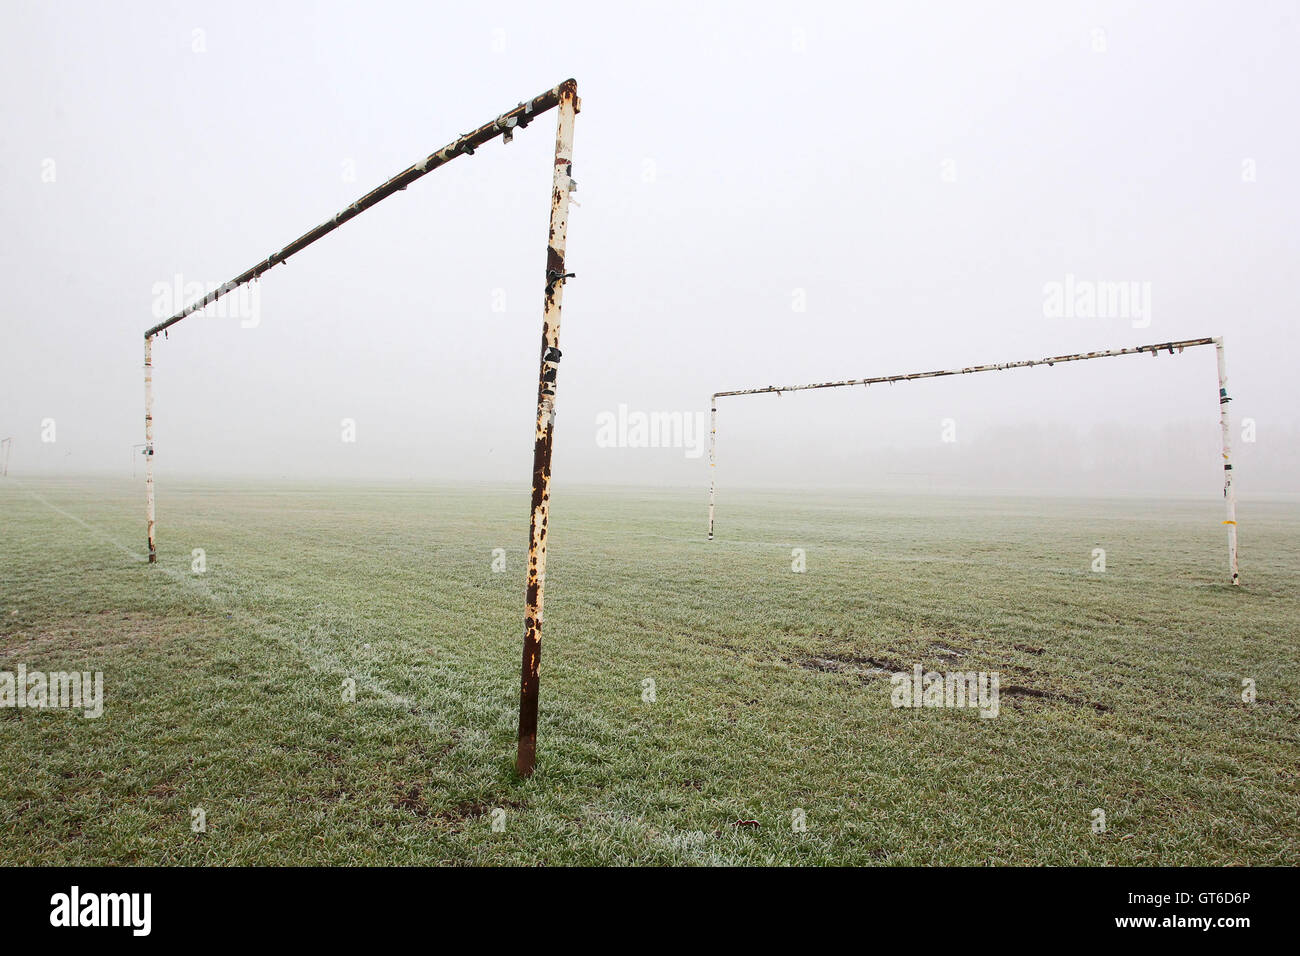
[143,78,580,776]
[707,337,1240,585]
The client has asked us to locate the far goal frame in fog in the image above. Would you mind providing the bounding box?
[143,79,581,776]
[707,337,1240,585]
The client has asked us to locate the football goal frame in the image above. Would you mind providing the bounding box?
[707,336,1240,585]
[143,78,580,776]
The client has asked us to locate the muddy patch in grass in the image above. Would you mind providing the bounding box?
[393,785,431,817]
[436,796,528,833]
[929,631,972,661]
[789,653,904,679]
[1000,684,1112,713]
[436,798,508,822]
[392,785,526,831]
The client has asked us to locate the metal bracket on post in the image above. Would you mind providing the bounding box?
[495,113,519,143]
[516,78,579,779]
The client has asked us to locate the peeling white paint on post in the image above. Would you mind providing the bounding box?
[1215,337,1239,585]
[707,398,717,540]
[707,336,1241,584]
[0,437,12,477]
[516,79,579,778]
[144,335,156,563]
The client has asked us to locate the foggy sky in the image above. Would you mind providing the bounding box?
[2,0,1297,496]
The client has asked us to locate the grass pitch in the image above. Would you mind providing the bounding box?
[1,477,1297,865]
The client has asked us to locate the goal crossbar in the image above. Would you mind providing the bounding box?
[707,336,1240,584]
[143,79,580,776]
[144,83,570,339]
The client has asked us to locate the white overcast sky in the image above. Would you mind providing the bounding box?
[1,0,1297,495]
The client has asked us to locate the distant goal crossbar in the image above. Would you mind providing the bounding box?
[707,336,1240,585]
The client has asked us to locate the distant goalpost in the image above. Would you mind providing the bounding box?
[707,337,1240,585]
[143,79,581,776]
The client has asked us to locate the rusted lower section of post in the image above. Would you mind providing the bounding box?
[1214,338,1239,585]
[516,79,579,778]
[707,398,717,539]
[144,335,156,562]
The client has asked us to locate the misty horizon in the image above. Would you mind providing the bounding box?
[2,1,1297,499]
